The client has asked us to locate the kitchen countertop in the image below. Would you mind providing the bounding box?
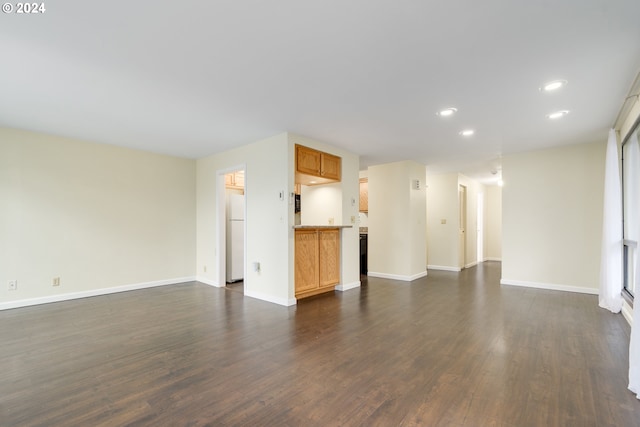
[293,225,353,229]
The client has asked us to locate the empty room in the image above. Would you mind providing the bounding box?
[2,1,640,425]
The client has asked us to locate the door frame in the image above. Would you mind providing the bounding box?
[477,192,484,264]
[459,184,467,269]
[216,164,246,289]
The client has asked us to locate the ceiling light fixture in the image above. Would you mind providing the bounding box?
[459,129,475,136]
[437,107,457,117]
[546,110,570,119]
[540,79,567,92]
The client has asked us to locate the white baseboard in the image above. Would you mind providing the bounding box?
[465,261,478,269]
[484,257,502,262]
[622,300,633,326]
[367,270,428,282]
[195,276,220,287]
[427,265,462,272]
[244,289,296,307]
[336,281,361,292]
[0,276,197,311]
[500,278,598,295]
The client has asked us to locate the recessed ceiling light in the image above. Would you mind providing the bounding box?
[459,129,475,137]
[497,179,504,187]
[546,110,570,119]
[437,107,457,117]
[540,80,567,92]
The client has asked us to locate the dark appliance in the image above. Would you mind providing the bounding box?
[294,194,301,213]
[360,233,368,274]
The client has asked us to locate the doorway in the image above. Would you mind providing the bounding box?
[459,184,467,269]
[217,166,246,294]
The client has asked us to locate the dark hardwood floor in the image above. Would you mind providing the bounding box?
[1,262,638,426]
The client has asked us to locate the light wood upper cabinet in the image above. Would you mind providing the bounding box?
[295,144,341,185]
[225,171,245,191]
[359,178,368,212]
[296,145,322,176]
[295,228,340,299]
[320,152,341,181]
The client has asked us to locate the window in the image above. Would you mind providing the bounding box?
[623,124,640,297]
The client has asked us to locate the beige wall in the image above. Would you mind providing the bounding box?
[484,185,502,261]
[459,174,482,268]
[0,128,196,308]
[426,173,493,270]
[502,141,605,293]
[368,161,427,280]
[426,173,459,270]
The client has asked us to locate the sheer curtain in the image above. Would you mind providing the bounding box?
[628,130,640,398]
[599,129,622,313]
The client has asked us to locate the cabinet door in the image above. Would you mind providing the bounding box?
[319,229,340,288]
[234,171,244,188]
[296,145,321,176]
[359,178,368,212]
[321,153,341,181]
[295,230,319,293]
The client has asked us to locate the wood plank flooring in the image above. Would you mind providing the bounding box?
[1,262,638,426]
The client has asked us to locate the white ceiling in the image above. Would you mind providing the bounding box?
[2,1,640,183]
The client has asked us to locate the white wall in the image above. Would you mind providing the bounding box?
[196,132,361,305]
[196,133,293,305]
[289,134,360,292]
[484,185,502,261]
[300,183,342,226]
[368,161,427,280]
[502,141,605,293]
[0,127,196,309]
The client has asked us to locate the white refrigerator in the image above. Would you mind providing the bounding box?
[226,193,244,283]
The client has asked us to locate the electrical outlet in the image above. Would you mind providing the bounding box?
[203,265,207,273]
[8,280,17,291]
[53,277,60,286]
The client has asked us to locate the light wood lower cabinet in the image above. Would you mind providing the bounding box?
[295,228,340,299]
